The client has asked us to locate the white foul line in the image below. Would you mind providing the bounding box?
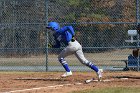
[3,87,49,93]
[3,79,112,93]
[3,83,82,93]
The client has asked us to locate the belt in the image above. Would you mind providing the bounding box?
[71,38,75,42]
[71,36,75,42]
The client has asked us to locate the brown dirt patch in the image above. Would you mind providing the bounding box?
[0,71,140,93]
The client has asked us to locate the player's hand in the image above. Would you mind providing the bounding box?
[71,36,75,42]
[48,43,52,48]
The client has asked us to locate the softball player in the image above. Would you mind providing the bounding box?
[47,22,102,81]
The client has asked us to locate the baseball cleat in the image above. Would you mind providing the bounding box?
[97,69,103,81]
[61,71,72,78]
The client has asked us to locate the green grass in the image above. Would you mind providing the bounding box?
[71,87,140,93]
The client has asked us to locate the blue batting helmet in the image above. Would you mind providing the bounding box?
[47,22,60,31]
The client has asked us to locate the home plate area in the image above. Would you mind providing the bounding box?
[15,76,140,85]
[6,77,111,93]
[15,77,112,83]
[10,76,135,93]
[1,72,140,93]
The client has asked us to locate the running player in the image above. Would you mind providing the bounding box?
[46,22,102,81]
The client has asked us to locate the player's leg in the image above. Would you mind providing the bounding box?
[74,49,98,71]
[74,45,102,81]
[58,46,75,77]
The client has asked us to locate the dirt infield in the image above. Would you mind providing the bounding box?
[0,71,140,93]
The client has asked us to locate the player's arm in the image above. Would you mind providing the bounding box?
[67,26,75,36]
[52,40,60,48]
[68,26,75,41]
[66,26,75,41]
[60,26,75,42]
[52,33,61,48]
[60,26,75,36]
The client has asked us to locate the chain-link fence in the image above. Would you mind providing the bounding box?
[0,0,140,71]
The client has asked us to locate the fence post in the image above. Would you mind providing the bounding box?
[45,0,49,71]
[136,0,140,71]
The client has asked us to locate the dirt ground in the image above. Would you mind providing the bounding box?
[0,71,140,93]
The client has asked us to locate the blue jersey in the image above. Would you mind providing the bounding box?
[53,26,75,48]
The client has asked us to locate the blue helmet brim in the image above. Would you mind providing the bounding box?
[46,26,52,29]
